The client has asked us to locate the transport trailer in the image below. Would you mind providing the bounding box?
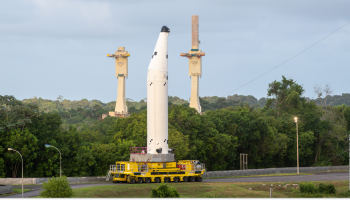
[109,160,205,184]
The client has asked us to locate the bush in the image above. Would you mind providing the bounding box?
[150,183,180,198]
[39,176,73,198]
[300,182,317,194]
[318,183,336,194]
[336,190,350,197]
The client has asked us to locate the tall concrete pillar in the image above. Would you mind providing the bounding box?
[181,15,205,113]
[105,47,130,119]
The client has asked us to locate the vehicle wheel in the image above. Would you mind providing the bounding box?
[155,177,161,183]
[113,181,117,183]
[196,177,203,182]
[130,179,136,184]
[189,176,195,182]
[145,178,151,183]
[138,178,143,183]
[183,177,188,182]
[164,177,169,183]
[174,177,179,183]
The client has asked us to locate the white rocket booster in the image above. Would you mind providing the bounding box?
[147,26,170,155]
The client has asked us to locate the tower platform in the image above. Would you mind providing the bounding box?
[129,147,175,162]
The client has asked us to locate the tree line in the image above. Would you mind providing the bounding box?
[1,76,350,178]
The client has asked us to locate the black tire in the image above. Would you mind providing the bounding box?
[145,178,151,183]
[164,177,169,183]
[130,179,136,184]
[196,177,203,182]
[189,176,195,182]
[174,177,179,183]
[155,177,161,183]
[138,178,143,183]
[183,176,188,182]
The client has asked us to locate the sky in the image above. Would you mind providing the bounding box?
[1,0,349,103]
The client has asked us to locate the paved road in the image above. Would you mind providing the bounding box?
[1,172,348,198]
[1,183,115,198]
[203,172,349,183]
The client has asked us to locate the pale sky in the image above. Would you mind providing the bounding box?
[1,0,349,103]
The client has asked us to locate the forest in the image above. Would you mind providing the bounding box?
[1,76,350,178]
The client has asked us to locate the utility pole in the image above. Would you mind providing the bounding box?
[294,117,299,174]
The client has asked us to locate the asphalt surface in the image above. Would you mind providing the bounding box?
[1,183,115,198]
[1,172,348,198]
[203,172,349,182]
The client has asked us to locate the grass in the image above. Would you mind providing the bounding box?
[31,180,350,198]
[0,188,32,197]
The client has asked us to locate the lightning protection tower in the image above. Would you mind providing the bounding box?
[181,15,205,114]
[103,47,130,119]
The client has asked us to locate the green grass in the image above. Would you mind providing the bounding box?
[31,180,350,198]
[0,188,31,197]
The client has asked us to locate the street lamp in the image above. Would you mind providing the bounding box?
[45,144,62,177]
[8,148,23,198]
[294,117,299,175]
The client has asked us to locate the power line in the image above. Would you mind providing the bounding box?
[224,20,350,97]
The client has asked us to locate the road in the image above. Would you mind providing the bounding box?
[1,172,348,198]
[1,183,114,198]
[203,172,348,182]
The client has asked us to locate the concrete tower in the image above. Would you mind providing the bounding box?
[181,15,205,114]
[104,47,130,119]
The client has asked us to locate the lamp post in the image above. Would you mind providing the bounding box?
[294,117,299,175]
[45,144,62,177]
[8,148,23,198]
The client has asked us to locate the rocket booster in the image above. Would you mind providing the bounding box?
[147,26,170,155]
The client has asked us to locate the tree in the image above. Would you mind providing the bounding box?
[57,95,64,102]
[168,127,190,160]
[0,158,5,178]
[4,128,38,177]
[314,84,333,107]
[0,95,40,133]
[265,76,305,117]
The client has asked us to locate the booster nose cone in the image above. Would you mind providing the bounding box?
[148,26,169,71]
[161,26,170,33]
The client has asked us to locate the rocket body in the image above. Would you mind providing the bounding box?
[147,26,170,155]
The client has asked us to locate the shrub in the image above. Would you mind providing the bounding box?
[318,183,336,194]
[150,183,180,198]
[336,190,350,197]
[39,176,73,198]
[300,182,317,194]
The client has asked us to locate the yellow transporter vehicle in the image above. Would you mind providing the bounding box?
[109,159,205,184]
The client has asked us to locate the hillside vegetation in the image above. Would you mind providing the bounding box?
[1,75,350,178]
